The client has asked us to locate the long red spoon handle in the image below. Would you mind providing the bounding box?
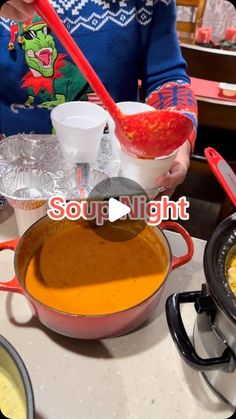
[205,147,236,207]
[34,0,118,119]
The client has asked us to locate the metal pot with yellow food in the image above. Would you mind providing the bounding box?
[0,335,34,419]
[227,245,236,295]
[166,212,236,407]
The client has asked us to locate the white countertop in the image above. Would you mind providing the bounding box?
[0,207,234,419]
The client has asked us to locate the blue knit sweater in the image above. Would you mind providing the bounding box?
[0,0,197,138]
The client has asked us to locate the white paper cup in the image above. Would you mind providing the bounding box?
[110,101,178,191]
[14,203,48,236]
[51,102,107,164]
[108,101,156,160]
[117,101,155,115]
[119,148,177,191]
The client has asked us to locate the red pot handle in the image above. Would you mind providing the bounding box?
[160,221,194,270]
[0,239,22,294]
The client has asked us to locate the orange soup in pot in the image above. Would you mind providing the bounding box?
[24,223,168,315]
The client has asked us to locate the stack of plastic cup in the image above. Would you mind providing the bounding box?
[111,102,178,192]
[51,102,108,164]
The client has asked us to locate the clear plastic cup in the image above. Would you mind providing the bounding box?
[51,102,107,164]
[110,102,178,191]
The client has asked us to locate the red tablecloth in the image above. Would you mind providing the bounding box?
[190,77,236,103]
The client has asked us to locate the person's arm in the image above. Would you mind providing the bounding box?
[0,0,34,20]
[140,1,198,195]
[141,1,198,146]
[146,81,197,153]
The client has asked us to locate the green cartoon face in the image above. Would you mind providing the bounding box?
[22,23,57,78]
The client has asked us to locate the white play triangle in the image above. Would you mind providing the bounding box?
[108,198,131,223]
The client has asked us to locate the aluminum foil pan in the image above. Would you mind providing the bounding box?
[0,133,163,206]
[0,134,119,205]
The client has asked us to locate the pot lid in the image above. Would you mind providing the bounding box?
[204,213,236,324]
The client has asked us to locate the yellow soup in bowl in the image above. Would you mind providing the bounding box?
[227,246,236,295]
[0,367,26,419]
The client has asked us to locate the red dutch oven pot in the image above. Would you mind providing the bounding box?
[0,217,193,339]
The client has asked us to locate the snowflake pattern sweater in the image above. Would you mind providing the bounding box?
[0,0,197,148]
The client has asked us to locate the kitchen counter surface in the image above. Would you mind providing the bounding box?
[0,208,234,419]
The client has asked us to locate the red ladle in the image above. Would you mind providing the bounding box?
[205,147,236,207]
[34,0,194,158]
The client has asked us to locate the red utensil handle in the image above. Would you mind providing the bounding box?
[160,221,194,270]
[204,147,236,207]
[0,239,22,293]
[34,0,118,119]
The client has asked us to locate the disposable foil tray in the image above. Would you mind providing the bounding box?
[0,133,121,202]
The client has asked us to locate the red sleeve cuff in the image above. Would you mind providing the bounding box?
[146,81,198,153]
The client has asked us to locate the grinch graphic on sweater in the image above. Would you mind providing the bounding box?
[9,15,92,109]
